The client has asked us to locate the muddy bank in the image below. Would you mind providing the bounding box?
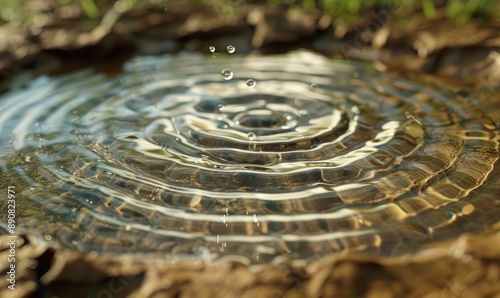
[1,224,500,298]
[1,0,499,89]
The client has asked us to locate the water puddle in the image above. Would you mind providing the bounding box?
[0,51,499,263]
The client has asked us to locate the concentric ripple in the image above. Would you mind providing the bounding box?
[1,52,499,263]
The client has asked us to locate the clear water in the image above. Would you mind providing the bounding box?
[0,51,499,263]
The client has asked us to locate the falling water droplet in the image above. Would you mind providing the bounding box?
[227,45,235,53]
[209,46,215,53]
[246,79,256,88]
[218,104,224,111]
[221,69,233,80]
[248,132,256,140]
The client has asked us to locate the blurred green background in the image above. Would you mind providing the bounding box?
[0,0,499,27]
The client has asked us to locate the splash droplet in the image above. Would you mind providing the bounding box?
[246,79,256,88]
[209,46,216,53]
[248,132,256,140]
[221,69,233,80]
[227,45,235,54]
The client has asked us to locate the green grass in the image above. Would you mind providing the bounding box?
[300,0,498,23]
[0,0,498,26]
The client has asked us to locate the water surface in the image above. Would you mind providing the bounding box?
[0,51,499,263]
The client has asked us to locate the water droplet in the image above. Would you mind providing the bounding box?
[221,68,233,80]
[72,240,78,245]
[218,104,224,110]
[246,79,256,88]
[209,46,215,53]
[353,72,359,78]
[227,45,235,53]
[248,132,256,140]
[125,225,131,231]
[310,83,318,89]
[45,235,52,241]
[299,109,308,116]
